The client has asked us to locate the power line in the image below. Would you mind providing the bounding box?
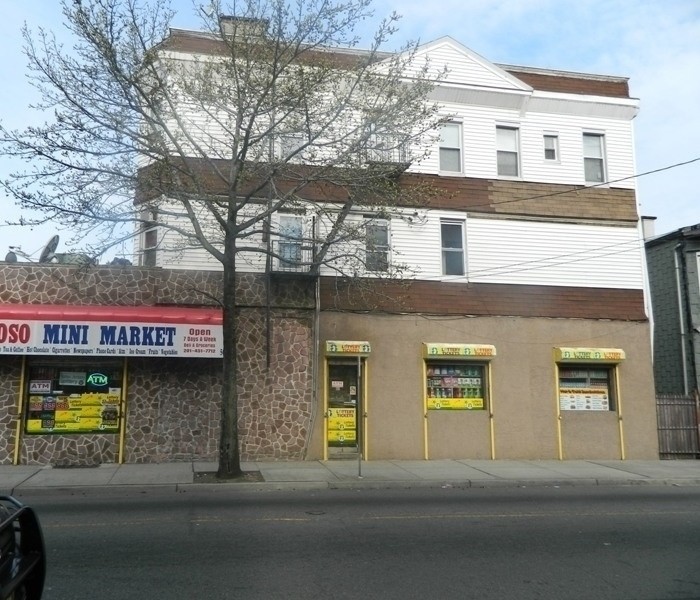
[466,155,700,211]
[465,237,644,279]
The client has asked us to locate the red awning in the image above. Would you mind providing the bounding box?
[0,304,222,325]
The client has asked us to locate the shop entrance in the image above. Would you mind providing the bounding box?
[327,361,361,457]
[323,340,370,460]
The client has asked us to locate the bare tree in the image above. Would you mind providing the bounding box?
[0,0,443,477]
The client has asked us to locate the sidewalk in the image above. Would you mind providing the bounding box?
[2,459,700,495]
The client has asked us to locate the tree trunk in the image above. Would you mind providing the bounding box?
[217,261,242,478]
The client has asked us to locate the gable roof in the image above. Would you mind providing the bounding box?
[160,29,631,99]
[409,36,532,92]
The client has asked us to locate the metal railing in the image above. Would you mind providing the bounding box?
[364,134,408,164]
[271,240,314,273]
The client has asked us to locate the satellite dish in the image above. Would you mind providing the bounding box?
[39,235,60,263]
[4,251,17,263]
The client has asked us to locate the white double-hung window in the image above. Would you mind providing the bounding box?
[496,126,520,177]
[140,208,158,267]
[364,218,389,272]
[439,122,462,173]
[543,134,559,161]
[441,220,465,276]
[583,132,606,183]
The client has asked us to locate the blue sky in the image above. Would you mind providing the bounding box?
[1,0,699,259]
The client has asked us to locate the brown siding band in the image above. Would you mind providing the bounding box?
[320,278,646,321]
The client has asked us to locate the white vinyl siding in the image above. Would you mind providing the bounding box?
[148,199,644,291]
[413,106,634,188]
[149,43,641,282]
[465,218,644,289]
[385,212,643,289]
[164,47,637,190]
[405,40,527,90]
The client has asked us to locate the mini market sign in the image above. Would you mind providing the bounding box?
[0,305,223,359]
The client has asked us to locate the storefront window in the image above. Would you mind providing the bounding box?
[25,361,123,434]
[422,343,495,411]
[558,366,615,411]
[425,362,487,410]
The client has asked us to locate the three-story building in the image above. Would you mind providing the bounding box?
[0,28,658,465]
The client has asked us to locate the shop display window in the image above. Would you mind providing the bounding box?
[425,362,487,410]
[24,362,123,434]
[558,366,615,411]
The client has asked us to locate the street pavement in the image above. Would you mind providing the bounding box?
[2,458,700,495]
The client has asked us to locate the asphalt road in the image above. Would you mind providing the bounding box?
[20,485,700,600]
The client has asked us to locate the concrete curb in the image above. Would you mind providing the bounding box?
[10,484,181,498]
[8,477,700,497]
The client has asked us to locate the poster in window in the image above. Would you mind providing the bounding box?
[25,364,123,435]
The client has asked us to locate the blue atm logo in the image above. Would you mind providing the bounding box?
[87,373,109,387]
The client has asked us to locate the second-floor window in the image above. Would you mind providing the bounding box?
[583,133,606,183]
[496,126,519,177]
[141,209,158,267]
[441,220,465,276]
[278,215,303,265]
[365,218,389,272]
[439,123,462,173]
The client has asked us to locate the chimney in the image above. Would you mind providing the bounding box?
[219,16,268,39]
[641,215,656,240]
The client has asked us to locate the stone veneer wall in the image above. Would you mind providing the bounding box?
[0,264,224,306]
[237,310,313,460]
[0,264,316,465]
[0,358,22,465]
[21,428,119,466]
[124,358,222,463]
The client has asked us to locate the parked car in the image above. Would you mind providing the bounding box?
[0,496,45,599]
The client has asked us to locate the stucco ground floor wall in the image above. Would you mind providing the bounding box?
[307,312,659,460]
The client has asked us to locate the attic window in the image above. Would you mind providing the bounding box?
[544,134,559,161]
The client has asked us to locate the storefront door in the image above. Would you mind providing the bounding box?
[327,362,361,456]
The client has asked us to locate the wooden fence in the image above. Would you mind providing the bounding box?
[656,392,700,459]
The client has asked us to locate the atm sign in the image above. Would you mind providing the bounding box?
[87,373,109,387]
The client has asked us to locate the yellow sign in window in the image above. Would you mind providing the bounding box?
[328,407,356,430]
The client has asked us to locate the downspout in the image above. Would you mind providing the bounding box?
[638,218,655,353]
[674,243,689,395]
[304,215,321,460]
